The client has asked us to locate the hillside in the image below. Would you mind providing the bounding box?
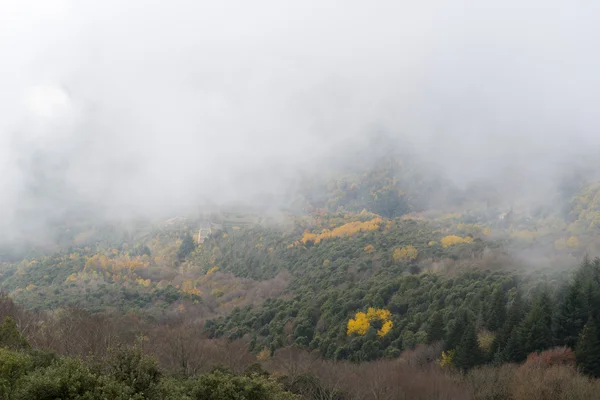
[2,159,600,398]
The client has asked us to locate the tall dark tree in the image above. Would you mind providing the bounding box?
[453,323,482,371]
[177,233,196,261]
[487,288,506,332]
[576,316,600,377]
[521,290,553,354]
[427,311,445,344]
[554,279,587,348]
[501,327,526,363]
[445,310,470,351]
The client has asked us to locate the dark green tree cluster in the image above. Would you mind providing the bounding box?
[0,322,298,400]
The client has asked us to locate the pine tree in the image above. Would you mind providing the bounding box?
[522,290,553,354]
[494,290,525,353]
[487,288,506,332]
[583,280,600,323]
[501,327,526,363]
[177,233,196,261]
[453,323,482,371]
[576,316,600,377]
[554,279,587,348]
[427,311,445,344]
[445,311,469,351]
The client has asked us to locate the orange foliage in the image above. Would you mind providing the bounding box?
[522,347,576,369]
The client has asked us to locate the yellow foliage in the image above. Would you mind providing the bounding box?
[206,266,220,276]
[25,284,36,291]
[181,280,202,296]
[428,241,438,246]
[300,218,382,245]
[323,259,330,267]
[378,320,393,337]
[364,244,375,254]
[478,330,495,352]
[439,350,455,368]
[65,274,78,283]
[567,236,581,248]
[178,304,185,313]
[366,307,392,321]
[347,307,393,337]
[347,312,370,336]
[393,245,418,262]
[441,235,474,248]
[136,278,151,287]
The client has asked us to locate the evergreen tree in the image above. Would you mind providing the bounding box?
[521,290,553,354]
[487,288,506,332]
[177,233,196,261]
[576,316,600,377]
[453,323,482,371]
[493,290,525,354]
[583,280,600,323]
[501,327,526,363]
[445,311,469,351]
[553,279,587,348]
[427,312,445,344]
[0,317,30,350]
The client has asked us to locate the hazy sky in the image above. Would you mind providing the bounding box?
[1,0,600,230]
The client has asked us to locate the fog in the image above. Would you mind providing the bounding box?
[2,0,600,239]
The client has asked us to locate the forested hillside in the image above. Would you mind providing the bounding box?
[2,159,600,398]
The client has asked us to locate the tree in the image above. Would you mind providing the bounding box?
[554,280,587,348]
[576,316,600,377]
[104,340,161,398]
[453,324,482,371]
[427,312,445,344]
[501,327,526,363]
[177,233,196,261]
[0,317,30,350]
[0,349,31,400]
[15,358,134,400]
[486,288,506,332]
[521,291,553,354]
[190,370,298,400]
[445,311,469,351]
[493,290,524,354]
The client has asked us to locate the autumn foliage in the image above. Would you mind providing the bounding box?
[441,235,474,248]
[299,217,382,245]
[347,307,393,337]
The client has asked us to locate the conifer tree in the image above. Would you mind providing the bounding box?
[522,290,553,354]
[576,316,600,377]
[445,311,469,351]
[177,233,196,261]
[487,288,506,332]
[501,327,526,363]
[454,323,482,371]
[427,311,445,344]
[554,279,587,348]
